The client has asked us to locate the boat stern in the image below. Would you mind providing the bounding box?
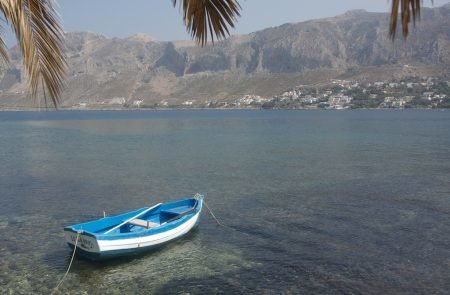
[64,228,100,254]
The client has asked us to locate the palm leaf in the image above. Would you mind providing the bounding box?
[172,0,241,46]
[0,25,10,65]
[0,0,66,107]
[390,0,431,39]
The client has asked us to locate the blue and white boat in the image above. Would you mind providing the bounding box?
[64,194,203,260]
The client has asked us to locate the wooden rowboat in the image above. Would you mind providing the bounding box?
[64,194,203,260]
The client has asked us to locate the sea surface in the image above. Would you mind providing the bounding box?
[0,109,450,294]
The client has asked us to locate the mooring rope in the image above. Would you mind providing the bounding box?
[52,230,81,294]
[203,199,225,227]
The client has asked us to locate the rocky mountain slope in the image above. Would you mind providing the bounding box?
[1,4,449,108]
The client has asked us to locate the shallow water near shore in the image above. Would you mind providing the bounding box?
[1,109,450,294]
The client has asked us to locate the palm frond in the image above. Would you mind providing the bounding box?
[0,23,10,66]
[172,0,241,46]
[0,32,10,66]
[390,0,430,39]
[0,0,66,106]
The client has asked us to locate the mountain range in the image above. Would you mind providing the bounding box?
[1,4,450,108]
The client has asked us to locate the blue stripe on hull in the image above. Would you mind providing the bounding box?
[68,221,200,261]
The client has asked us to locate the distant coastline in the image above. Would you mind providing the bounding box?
[1,106,449,112]
[3,75,449,111]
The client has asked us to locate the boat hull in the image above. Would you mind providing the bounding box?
[64,195,203,260]
[67,215,200,260]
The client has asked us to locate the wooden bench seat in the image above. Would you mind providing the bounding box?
[128,219,160,229]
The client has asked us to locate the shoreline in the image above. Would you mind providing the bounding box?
[0,106,448,112]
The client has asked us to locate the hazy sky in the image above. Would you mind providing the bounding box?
[56,0,448,40]
[3,0,449,45]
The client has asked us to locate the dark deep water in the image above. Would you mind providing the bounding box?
[0,109,450,294]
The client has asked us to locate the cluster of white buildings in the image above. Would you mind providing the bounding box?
[235,95,270,106]
[328,95,353,107]
[421,92,447,101]
[380,96,414,108]
[182,100,194,106]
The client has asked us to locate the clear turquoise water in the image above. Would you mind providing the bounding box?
[1,110,450,294]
